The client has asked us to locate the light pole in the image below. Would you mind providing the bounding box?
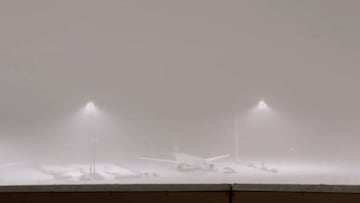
[235,100,272,162]
[234,114,239,161]
[253,100,277,172]
[85,101,97,177]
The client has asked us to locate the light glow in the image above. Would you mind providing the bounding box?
[85,101,96,114]
[257,100,269,111]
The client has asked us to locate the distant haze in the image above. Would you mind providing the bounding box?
[1,0,360,166]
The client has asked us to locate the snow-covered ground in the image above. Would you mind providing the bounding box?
[1,160,359,186]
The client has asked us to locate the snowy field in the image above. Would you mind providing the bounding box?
[1,160,359,186]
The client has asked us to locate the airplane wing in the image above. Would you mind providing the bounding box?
[139,157,177,164]
[206,154,231,162]
[0,161,27,169]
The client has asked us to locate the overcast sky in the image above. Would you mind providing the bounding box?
[1,0,360,163]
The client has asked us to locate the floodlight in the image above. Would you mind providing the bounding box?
[257,100,269,111]
[85,102,96,113]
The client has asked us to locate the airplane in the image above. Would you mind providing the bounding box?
[140,150,230,172]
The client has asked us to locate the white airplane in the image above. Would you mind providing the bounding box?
[140,151,230,171]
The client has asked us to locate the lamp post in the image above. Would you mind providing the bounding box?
[85,101,97,177]
[235,100,271,162]
[234,114,239,161]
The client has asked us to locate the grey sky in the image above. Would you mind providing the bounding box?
[1,0,360,163]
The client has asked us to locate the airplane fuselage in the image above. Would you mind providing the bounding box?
[175,153,214,171]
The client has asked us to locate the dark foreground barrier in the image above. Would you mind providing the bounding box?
[2,184,360,203]
[0,184,231,203]
[233,184,360,203]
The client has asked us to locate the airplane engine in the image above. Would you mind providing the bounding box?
[202,162,215,170]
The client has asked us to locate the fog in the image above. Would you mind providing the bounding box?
[1,0,360,185]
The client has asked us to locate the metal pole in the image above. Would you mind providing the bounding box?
[93,137,96,174]
[89,136,93,175]
[235,115,239,161]
[90,136,97,175]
